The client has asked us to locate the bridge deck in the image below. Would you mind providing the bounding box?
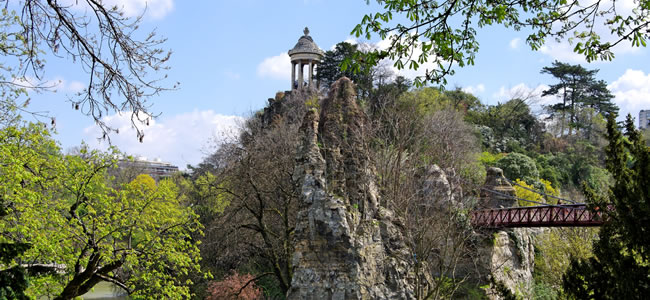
[471,204,609,228]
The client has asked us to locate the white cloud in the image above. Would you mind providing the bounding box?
[66,81,85,93]
[378,38,440,79]
[462,84,485,95]
[608,69,650,121]
[12,76,82,93]
[539,43,587,63]
[224,70,241,80]
[84,110,243,169]
[50,77,85,93]
[257,52,291,80]
[11,76,40,89]
[509,38,521,50]
[64,0,174,19]
[330,37,358,50]
[340,36,440,79]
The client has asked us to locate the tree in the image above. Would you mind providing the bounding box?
[0,197,31,300]
[534,227,597,293]
[513,178,558,206]
[369,89,484,298]
[317,42,375,98]
[397,86,482,117]
[563,114,650,299]
[367,74,411,116]
[468,98,544,152]
[195,92,308,297]
[205,272,263,300]
[541,61,617,137]
[351,0,650,86]
[495,152,540,184]
[1,1,173,140]
[0,121,203,299]
[444,87,483,113]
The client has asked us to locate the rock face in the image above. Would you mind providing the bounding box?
[486,228,536,299]
[477,167,536,299]
[261,90,311,128]
[481,167,517,208]
[419,164,461,210]
[287,78,416,300]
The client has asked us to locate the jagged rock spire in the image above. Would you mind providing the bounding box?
[288,77,416,300]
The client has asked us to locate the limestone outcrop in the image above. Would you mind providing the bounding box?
[419,164,462,210]
[477,167,537,299]
[485,228,536,299]
[287,78,417,300]
[480,167,516,209]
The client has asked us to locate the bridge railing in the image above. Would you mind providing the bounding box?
[470,204,612,228]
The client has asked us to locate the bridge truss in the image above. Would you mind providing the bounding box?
[470,204,610,228]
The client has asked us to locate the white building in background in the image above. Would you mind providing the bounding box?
[640,110,650,129]
[118,157,179,179]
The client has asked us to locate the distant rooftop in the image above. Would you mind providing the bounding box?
[118,158,179,179]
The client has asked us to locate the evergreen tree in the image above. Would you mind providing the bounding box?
[563,114,650,299]
[316,42,374,98]
[541,61,618,137]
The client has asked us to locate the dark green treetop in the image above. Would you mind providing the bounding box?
[541,61,618,137]
[563,114,650,299]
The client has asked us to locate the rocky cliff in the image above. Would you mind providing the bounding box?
[287,78,417,300]
[478,168,537,299]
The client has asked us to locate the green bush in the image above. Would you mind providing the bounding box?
[496,152,539,184]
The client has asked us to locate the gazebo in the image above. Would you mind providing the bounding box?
[288,27,324,90]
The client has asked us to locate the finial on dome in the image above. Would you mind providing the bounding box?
[304,27,310,36]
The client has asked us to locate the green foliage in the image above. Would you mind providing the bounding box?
[176,172,230,217]
[0,242,31,300]
[468,99,544,152]
[541,61,618,138]
[532,280,559,300]
[0,120,204,299]
[318,42,374,98]
[495,152,539,184]
[491,278,517,300]
[514,179,558,206]
[0,9,30,129]
[534,140,610,192]
[398,87,448,115]
[456,282,489,299]
[562,114,650,298]
[479,151,505,167]
[352,0,650,85]
[305,95,320,111]
[534,228,597,292]
[399,87,483,117]
[535,153,570,188]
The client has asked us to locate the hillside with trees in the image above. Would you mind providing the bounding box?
[178,54,641,298]
[2,0,650,298]
[4,49,647,298]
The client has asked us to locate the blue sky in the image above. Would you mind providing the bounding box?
[21,0,650,168]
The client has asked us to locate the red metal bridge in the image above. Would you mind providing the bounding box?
[470,204,611,228]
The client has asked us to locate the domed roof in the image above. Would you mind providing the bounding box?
[288,27,324,57]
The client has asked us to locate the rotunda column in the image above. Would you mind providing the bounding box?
[298,61,304,90]
[314,61,320,90]
[291,62,296,90]
[309,61,314,88]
